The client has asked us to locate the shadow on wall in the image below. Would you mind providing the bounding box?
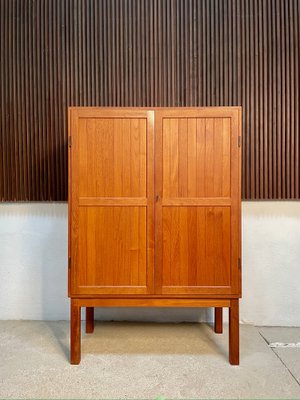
[242,201,300,218]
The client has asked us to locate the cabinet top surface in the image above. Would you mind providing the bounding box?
[68,106,242,112]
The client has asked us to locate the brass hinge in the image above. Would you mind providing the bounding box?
[68,256,71,269]
[238,136,242,147]
[68,136,72,147]
[238,257,241,269]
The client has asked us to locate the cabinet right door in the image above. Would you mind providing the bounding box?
[155,108,241,296]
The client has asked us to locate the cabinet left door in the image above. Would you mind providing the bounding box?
[69,108,155,296]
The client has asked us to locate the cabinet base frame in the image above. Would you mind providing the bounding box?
[70,298,239,366]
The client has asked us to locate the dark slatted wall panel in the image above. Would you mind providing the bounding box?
[0,0,299,200]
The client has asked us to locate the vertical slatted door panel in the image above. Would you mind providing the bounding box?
[69,108,154,295]
[155,107,241,295]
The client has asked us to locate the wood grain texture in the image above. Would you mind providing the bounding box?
[162,117,231,198]
[70,299,81,365]
[78,118,147,198]
[85,307,94,334]
[229,299,239,365]
[75,298,231,308]
[155,108,241,296]
[161,207,231,287]
[69,109,155,296]
[214,307,223,334]
[69,106,240,364]
[71,293,240,299]
[0,0,299,200]
[78,206,147,287]
[69,106,241,297]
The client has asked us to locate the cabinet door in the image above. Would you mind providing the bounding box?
[155,108,241,295]
[69,109,154,295]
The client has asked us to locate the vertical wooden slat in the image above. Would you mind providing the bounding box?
[285,0,291,198]
[294,0,299,198]
[271,0,277,199]
[289,0,295,199]
[0,0,299,200]
[257,0,263,198]
[280,0,286,199]
[262,0,269,199]
[253,0,259,198]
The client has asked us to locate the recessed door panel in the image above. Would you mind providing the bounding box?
[162,207,231,287]
[78,118,146,198]
[162,117,231,198]
[78,206,146,287]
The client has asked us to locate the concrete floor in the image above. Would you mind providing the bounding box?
[0,321,300,399]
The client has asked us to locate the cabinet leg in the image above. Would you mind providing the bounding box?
[86,307,94,333]
[229,299,239,365]
[214,307,223,334]
[70,299,81,365]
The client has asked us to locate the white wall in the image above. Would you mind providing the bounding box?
[241,202,300,326]
[0,202,299,326]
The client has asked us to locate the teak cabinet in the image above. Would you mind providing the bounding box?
[68,107,242,365]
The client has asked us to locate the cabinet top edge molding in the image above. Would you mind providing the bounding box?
[68,107,242,122]
[69,106,242,112]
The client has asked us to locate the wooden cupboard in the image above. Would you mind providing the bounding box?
[68,107,242,365]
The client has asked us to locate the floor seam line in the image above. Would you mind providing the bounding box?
[258,330,300,387]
